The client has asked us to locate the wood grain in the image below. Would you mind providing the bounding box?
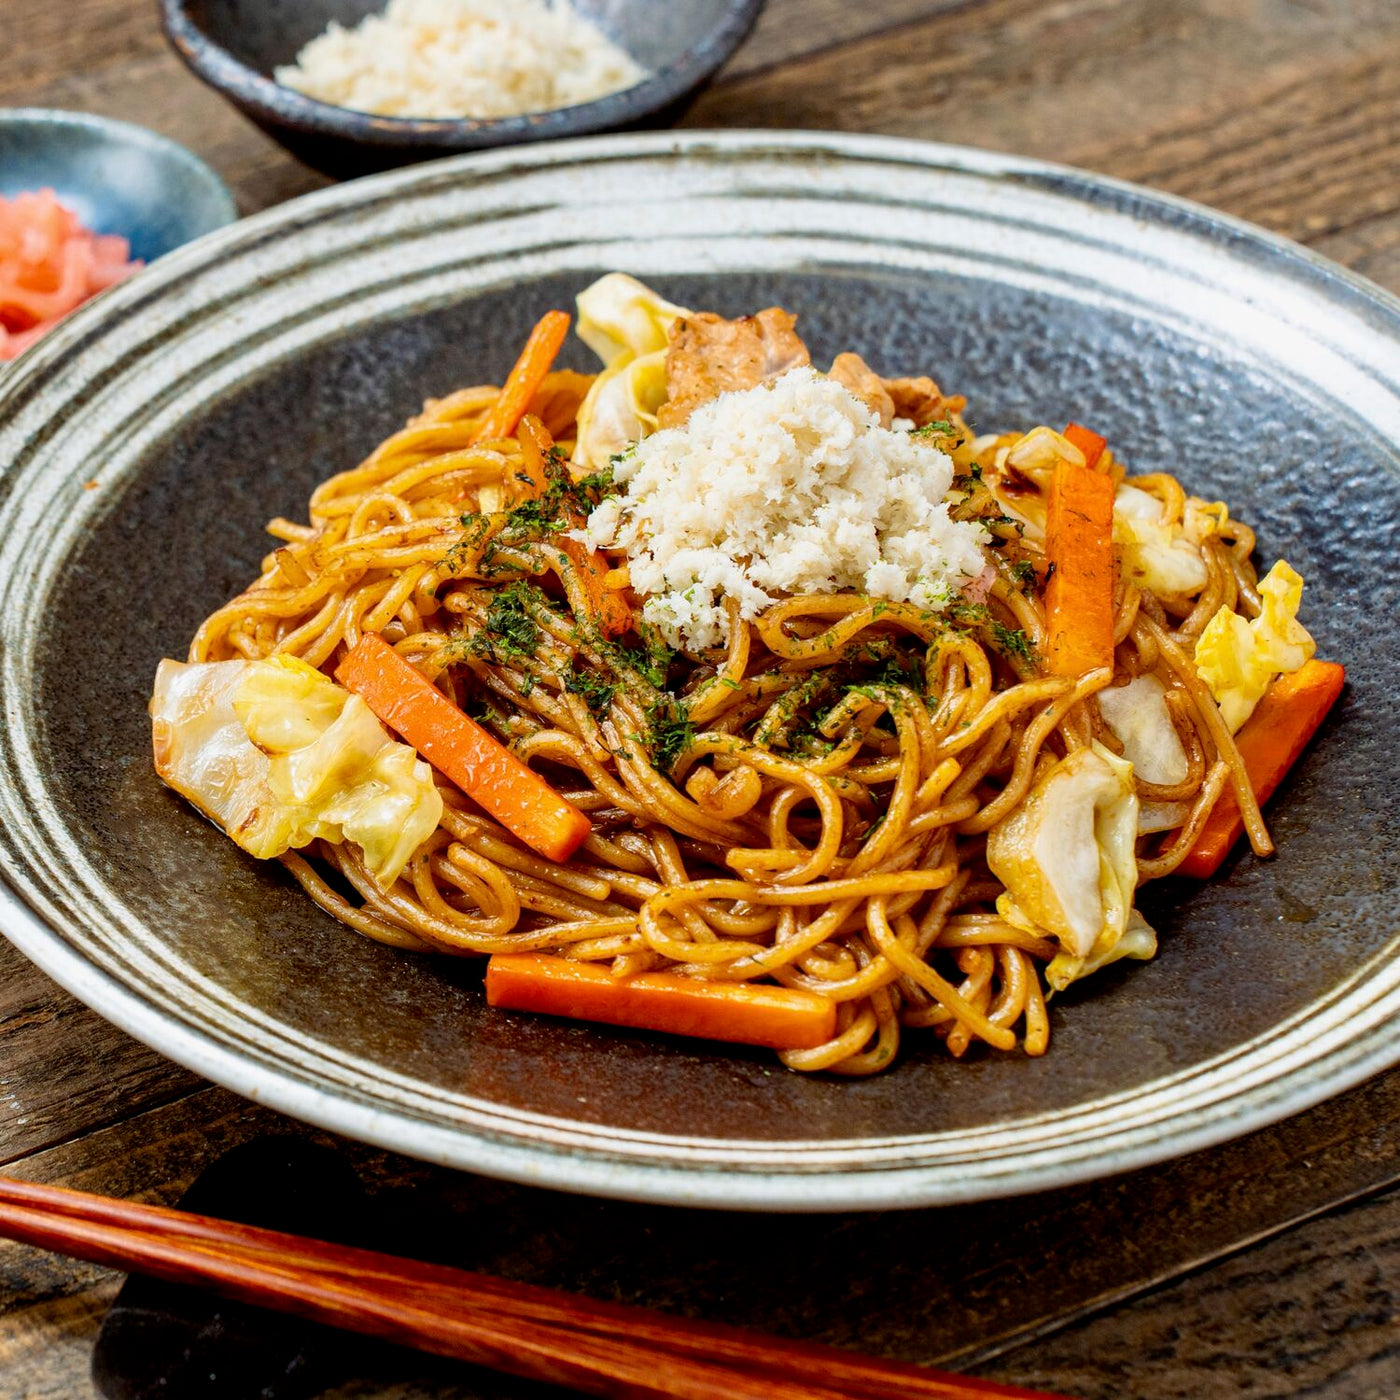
[0,1,165,98]
[685,0,1400,252]
[0,1177,1071,1400]
[0,1069,1398,1398]
[982,1186,1400,1400]
[3,0,1400,1396]
[726,0,968,76]
[0,939,199,1167]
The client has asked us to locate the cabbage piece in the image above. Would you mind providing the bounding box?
[151,655,442,886]
[575,272,689,368]
[572,348,669,472]
[1048,908,1159,989]
[1006,425,1085,475]
[235,655,444,886]
[1096,674,1189,786]
[1182,496,1230,545]
[1138,799,1192,834]
[1114,483,1209,598]
[987,743,1140,984]
[1194,560,1315,732]
[573,274,692,471]
[151,659,297,860]
[982,425,1087,540]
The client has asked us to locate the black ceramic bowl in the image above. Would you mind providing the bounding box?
[160,0,766,178]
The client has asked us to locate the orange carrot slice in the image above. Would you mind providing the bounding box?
[514,412,552,497]
[471,310,571,445]
[1044,456,1116,676]
[485,953,838,1050]
[1178,659,1344,878]
[336,634,591,863]
[518,414,632,640]
[1063,421,1107,470]
[553,538,633,639]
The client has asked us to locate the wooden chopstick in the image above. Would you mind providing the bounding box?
[0,1174,1069,1400]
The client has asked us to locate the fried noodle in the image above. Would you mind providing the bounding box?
[187,367,1266,1075]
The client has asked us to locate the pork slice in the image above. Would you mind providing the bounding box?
[658,307,811,427]
[828,352,896,427]
[883,375,966,426]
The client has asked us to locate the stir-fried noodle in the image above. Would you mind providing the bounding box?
[177,322,1287,1074]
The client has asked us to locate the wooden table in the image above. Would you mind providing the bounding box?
[4,2,1399,1396]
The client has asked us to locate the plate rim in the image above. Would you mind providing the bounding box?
[1,128,1398,1211]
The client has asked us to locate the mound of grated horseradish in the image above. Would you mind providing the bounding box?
[582,367,990,651]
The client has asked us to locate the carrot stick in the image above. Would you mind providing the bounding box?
[554,538,633,639]
[471,311,572,446]
[1044,457,1116,676]
[336,634,591,864]
[513,414,551,498]
[518,415,631,640]
[1178,659,1344,879]
[485,954,839,1051]
[1063,421,1107,470]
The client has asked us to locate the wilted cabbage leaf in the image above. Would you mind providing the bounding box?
[981,425,1088,540]
[574,274,690,471]
[151,655,442,887]
[1048,908,1159,989]
[573,349,670,472]
[576,272,688,367]
[986,742,1146,989]
[1181,496,1230,545]
[1114,483,1209,598]
[1006,425,1085,475]
[1097,674,1188,786]
[1195,560,1315,732]
[152,659,293,861]
[1137,799,1193,834]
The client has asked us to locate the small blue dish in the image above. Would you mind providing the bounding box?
[0,109,237,266]
[160,0,767,179]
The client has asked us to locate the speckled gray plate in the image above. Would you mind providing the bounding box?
[0,133,1397,1211]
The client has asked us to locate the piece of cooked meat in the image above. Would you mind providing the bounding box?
[658,307,811,427]
[828,352,896,427]
[884,375,967,427]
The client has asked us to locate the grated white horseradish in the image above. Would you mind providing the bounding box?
[274,0,648,121]
[583,368,991,652]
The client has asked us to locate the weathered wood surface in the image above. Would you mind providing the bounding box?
[3,1,1400,1396]
[1,1065,1398,1400]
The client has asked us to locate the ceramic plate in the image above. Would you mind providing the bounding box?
[0,133,1396,1210]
